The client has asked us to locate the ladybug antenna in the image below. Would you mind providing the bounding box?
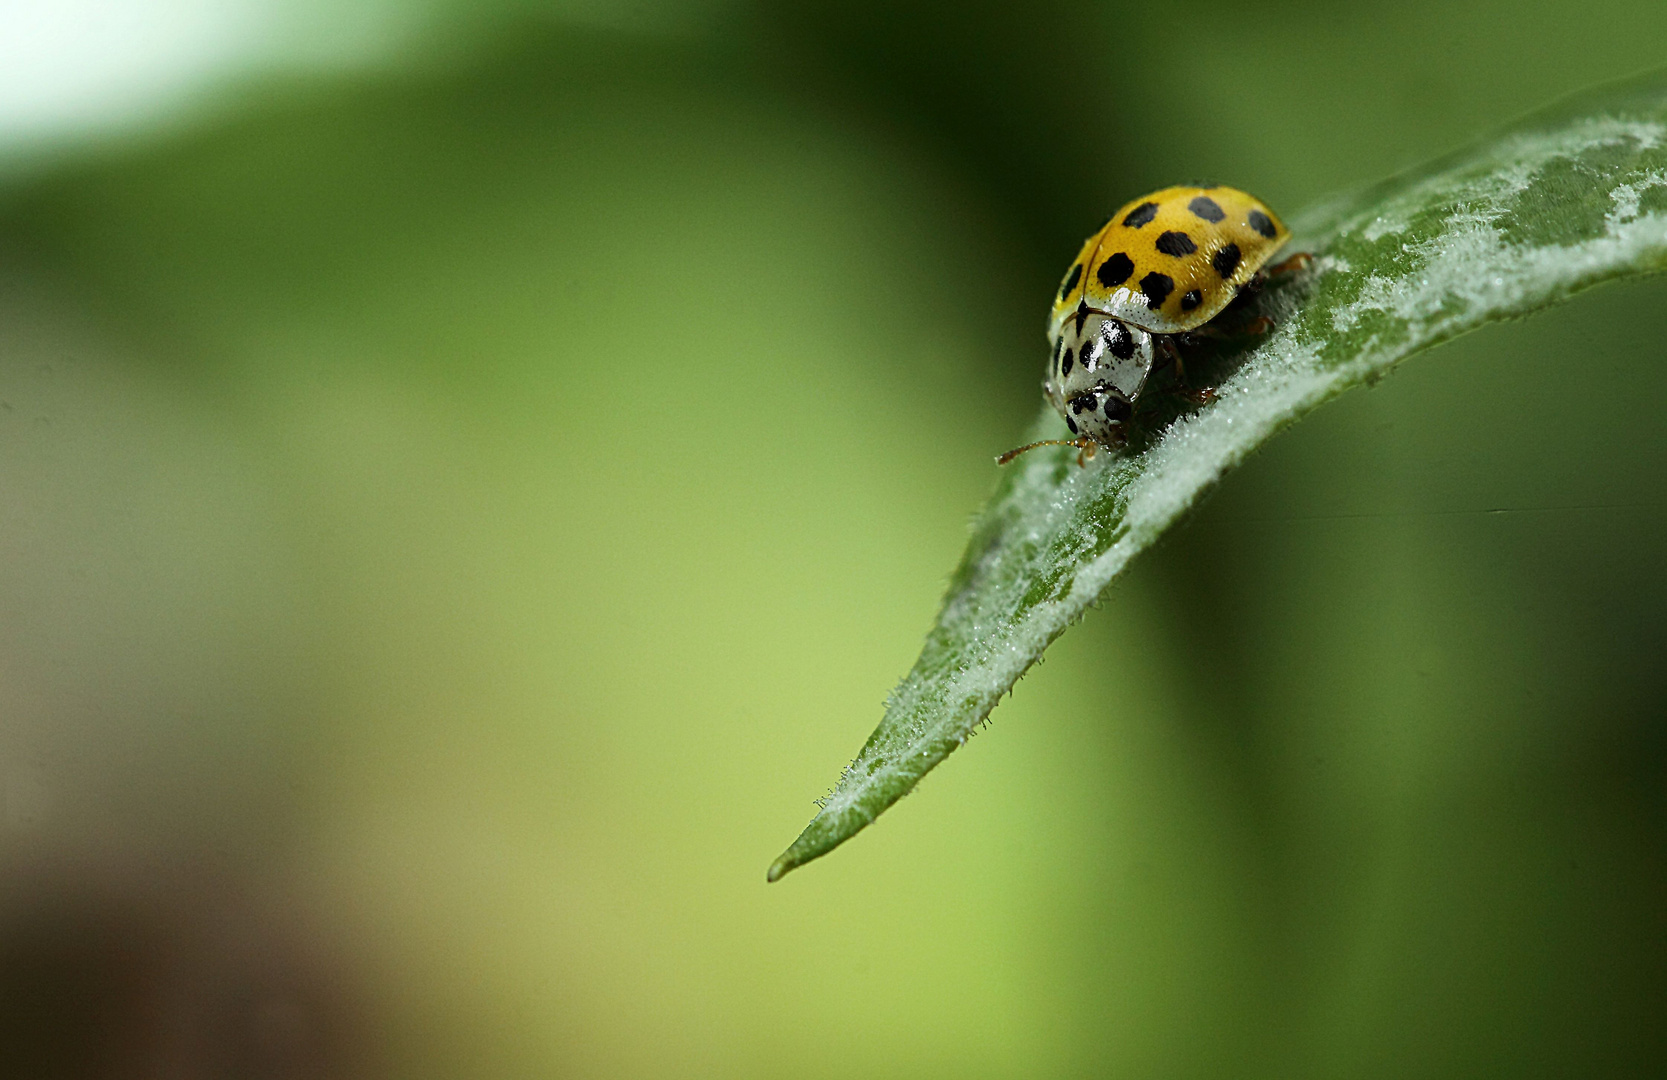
[996,437,1096,465]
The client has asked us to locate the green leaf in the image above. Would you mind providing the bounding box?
[767,68,1667,882]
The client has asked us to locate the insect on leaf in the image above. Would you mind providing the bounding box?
[768,67,1667,881]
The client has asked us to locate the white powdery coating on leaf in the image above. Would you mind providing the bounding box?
[1340,209,1667,337]
[1069,349,1335,606]
[1351,117,1665,242]
[1608,168,1667,226]
[777,96,1667,872]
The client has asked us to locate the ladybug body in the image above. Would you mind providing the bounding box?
[1036,185,1292,454]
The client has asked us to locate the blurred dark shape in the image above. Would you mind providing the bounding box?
[0,856,371,1080]
[746,0,1136,261]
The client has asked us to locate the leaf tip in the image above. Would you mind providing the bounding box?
[765,854,794,883]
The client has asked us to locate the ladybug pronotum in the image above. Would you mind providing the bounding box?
[1000,185,1308,465]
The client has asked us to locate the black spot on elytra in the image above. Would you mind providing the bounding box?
[1074,302,1089,334]
[1106,321,1136,360]
[1104,395,1132,422]
[1052,336,1065,373]
[1139,272,1174,309]
[1059,263,1082,300]
[1065,415,1079,434]
[1247,210,1278,238]
[1079,339,1098,370]
[1156,231,1197,257]
[1212,243,1242,278]
[1122,202,1159,228]
[1188,195,1225,222]
[1096,252,1134,288]
[1181,289,1202,311]
[1061,344,1074,376]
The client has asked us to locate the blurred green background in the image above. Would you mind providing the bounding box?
[0,2,1663,1077]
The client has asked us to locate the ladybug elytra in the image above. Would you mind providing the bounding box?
[1001,185,1309,465]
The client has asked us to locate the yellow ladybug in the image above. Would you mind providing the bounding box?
[1001,185,1309,465]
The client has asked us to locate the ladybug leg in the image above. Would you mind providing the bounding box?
[1160,335,1219,405]
[1220,253,1310,328]
[1066,427,1137,465]
[1227,253,1310,309]
[1079,428,1135,465]
[1166,336,1190,383]
[1195,313,1275,338]
[1156,334,1179,368]
[1267,251,1314,276]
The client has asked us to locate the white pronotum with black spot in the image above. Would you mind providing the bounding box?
[1043,309,1155,446]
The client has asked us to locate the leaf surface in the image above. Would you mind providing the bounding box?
[769,69,1667,881]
